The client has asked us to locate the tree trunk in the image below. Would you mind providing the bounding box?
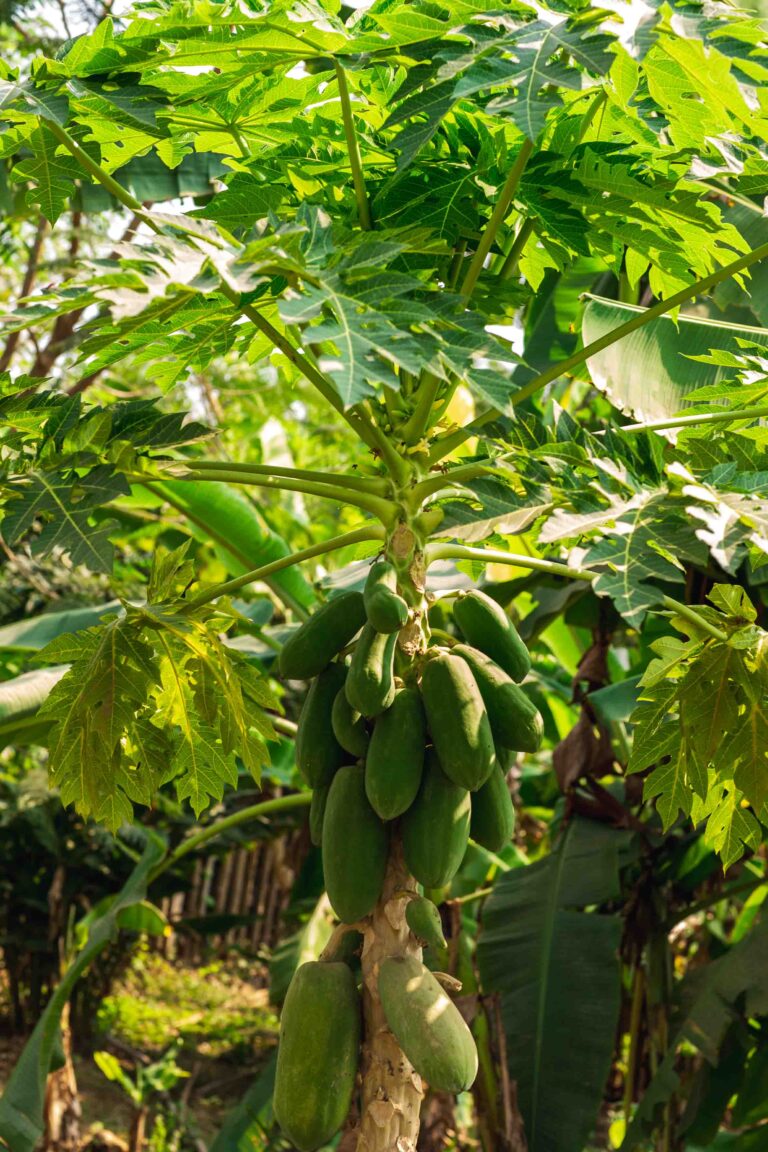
[356,840,423,1152]
[42,1007,81,1152]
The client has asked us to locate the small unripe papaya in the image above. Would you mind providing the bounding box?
[274,961,361,1151]
[295,663,346,787]
[378,956,478,1093]
[322,765,388,922]
[406,895,447,950]
[470,765,515,852]
[365,687,425,820]
[453,589,530,682]
[364,561,409,634]
[279,591,366,680]
[419,652,495,790]
[453,643,543,753]
[402,750,470,888]
[331,686,369,758]
[345,624,397,717]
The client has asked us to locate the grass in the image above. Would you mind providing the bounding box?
[97,949,279,1060]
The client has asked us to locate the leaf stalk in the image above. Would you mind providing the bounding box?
[461,138,535,298]
[335,61,373,231]
[183,524,385,611]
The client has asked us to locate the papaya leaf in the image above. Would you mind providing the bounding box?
[37,544,278,828]
[628,597,768,866]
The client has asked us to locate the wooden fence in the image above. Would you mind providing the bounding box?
[156,827,309,965]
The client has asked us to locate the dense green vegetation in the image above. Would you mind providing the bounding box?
[1,0,768,1148]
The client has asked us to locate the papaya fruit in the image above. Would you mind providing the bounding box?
[279,590,366,680]
[345,624,397,718]
[419,652,495,790]
[322,765,388,922]
[402,750,470,888]
[274,961,361,1151]
[364,561,409,634]
[470,765,515,852]
[453,589,531,682]
[406,895,447,950]
[365,686,426,820]
[378,956,478,1093]
[309,784,329,847]
[453,643,543,753]
[295,663,347,787]
[331,686,369,758]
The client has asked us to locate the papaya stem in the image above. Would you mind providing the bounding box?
[356,840,423,1152]
[335,61,372,231]
[171,467,397,523]
[179,459,391,495]
[461,139,535,298]
[182,525,385,612]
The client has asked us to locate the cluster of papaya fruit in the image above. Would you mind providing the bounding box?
[279,562,542,923]
[273,564,542,1150]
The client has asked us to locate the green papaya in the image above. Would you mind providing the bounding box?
[345,624,397,718]
[274,961,361,1151]
[378,956,478,1093]
[419,652,495,790]
[453,589,531,682]
[323,765,388,922]
[453,643,543,753]
[279,591,366,680]
[365,687,426,820]
[402,750,470,888]
[364,561,409,634]
[295,663,347,787]
[309,784,329,847]
[470,765,515,852]
[406,895,447,950]
[331,686,369,758]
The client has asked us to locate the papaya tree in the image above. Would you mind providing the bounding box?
[1,0,768,1149]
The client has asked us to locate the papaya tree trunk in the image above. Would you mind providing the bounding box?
[356,520,430,1152]
[356,840,423,1152]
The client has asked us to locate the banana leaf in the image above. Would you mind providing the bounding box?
[477,816,624,1152]
[0,832,166,1152]
[582,296,768,424]
[150,480,315,617]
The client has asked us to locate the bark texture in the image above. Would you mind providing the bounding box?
[356,842,423,1152]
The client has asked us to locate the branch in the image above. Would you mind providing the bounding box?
[335,61,372,231]
[461,139,534,298]
[0,216,48,373]
[620,403,768,433]
[148,792,311,883]
[426,543,728,642]
[173,467,397,522]
[182,524,385,612]
[428,236,768,463]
